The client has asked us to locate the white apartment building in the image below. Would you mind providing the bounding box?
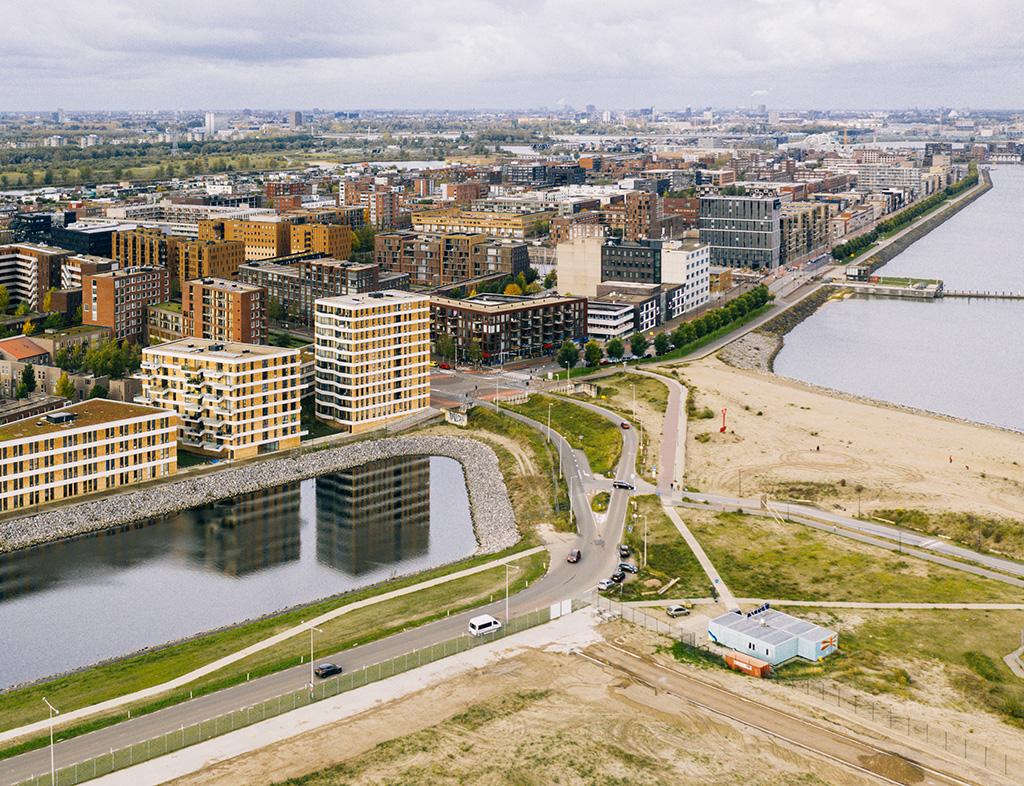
[135,338,305,459]
[660,239,711,314]
[314,290,430,433]
[586,300,635,341]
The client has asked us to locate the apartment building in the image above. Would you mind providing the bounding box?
[111,227,183,270]
[699,195,782,270]
[198,218,292,261]
[0,244,68,310]
[182,278,267,344]
[176,239,246,282]
[314,291,430,433]
[780,203,831,265]
[363,190,401,230]
[624,191,662,241]
[136,338,305,458]
[83,265,171,343]
[441,181,490,204]
[661,239,711,314]
[586,299,636,341]
[0,400,177,513]
[430,293,587,364]
[290,223,351,260]
[411,205,555,239]
[374,231,529,286]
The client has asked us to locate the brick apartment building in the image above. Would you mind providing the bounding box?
[83,265,171,343]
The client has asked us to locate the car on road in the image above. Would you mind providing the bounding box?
[610,571,625,583]
[468,614,502,636]
[612,480,634,491]
[314,663,343,678]
[618,544,631,558]
[438,363,451,370]
[618,562,638,574]
[666,605,691,618]
[620,422,630,429]
[597,578,615,591]
[567,548,581,563]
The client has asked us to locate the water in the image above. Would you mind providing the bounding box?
[0,456,476,688]
[774,167,1024,432]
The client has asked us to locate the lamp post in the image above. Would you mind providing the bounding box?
[633,513,648,568]
[504,562,519,622]
[547,402,553,442]
[300,621,323,692]
[43,697,59,786]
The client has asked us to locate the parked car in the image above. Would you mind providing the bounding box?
[468,614,502,636]
[599,359,612,366]
[314,663,343,678]
[666,605,691,618]
[438,363,451,370]
[620,422,630,429]
[618,544,631,558]
[610,571,625,583]
[597,578,615,591]
[618,562,638,574]
[567,548,581,563]
[612,481,635,491]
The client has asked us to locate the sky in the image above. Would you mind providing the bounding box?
[4,0,1023,112]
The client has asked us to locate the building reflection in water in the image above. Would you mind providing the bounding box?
[186,482,302,576]
[316,455,431,575]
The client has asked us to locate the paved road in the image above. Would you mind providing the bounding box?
[1,394,641,786]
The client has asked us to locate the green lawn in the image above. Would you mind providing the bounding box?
[615,495,707,600]
[502,394,622,476]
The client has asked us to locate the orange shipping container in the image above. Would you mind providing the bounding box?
[725,651,771,678]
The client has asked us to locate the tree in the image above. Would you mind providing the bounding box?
[352,225,376,253]
[543,272,556,289]
[0,285,9,314]
[523,267,539,284]
[43,288,55,313]
[55,372,75,399]
[468,338,482,365]
[606,337,624,360]
[503,283,523,296]
[268,297,286,321]
[87,384,108,400]
[287,301,301,324]
[584,340,602,367]
[654,332,670,356]
[630,332,648,358]
[557,340,580,372]
[22,319,33,336]
[15,383,28,400]
[15,300,30,316]
[20,364,36,394]
[72,305,83,325]
[436,332,455,363]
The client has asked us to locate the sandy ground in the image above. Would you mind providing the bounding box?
[680,356,1024,521]
[152,617,1018,786]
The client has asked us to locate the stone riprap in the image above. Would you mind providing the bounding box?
[0,436,518,555]
[718,332,781,374]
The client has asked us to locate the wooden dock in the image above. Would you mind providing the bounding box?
[942,291,1024,300]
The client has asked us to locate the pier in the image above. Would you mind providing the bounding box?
[941,290,1024,300]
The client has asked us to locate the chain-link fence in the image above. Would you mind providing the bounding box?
[13,607,552,786]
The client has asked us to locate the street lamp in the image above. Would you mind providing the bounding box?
[43,697,59,785]
[633,513,648,568]
[505,562,519,622]
[300,621,323,692]
[547,402,553,442]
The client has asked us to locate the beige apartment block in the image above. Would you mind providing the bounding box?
[136,338,305,459]
[314,290,430,433]
[0,400,177,514]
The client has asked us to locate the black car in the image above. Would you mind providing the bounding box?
[610,571,625,583]
[612,480,635,490]
[618,562,639,574]
[618,544,631,558]
[314,663,343,678]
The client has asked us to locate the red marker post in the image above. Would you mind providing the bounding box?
[720,408,727,433]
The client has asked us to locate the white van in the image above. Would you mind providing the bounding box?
[468,614,502,637]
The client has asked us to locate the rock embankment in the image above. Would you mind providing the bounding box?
[0,436,518,555]
[718,332,781,373]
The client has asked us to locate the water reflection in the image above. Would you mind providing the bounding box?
[317,456,431,574]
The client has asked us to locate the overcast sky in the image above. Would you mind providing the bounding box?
[5,0,1023,112]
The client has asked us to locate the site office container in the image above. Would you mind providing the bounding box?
[725,651,771,678]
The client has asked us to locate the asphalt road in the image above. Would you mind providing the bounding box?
[1,391,640,786]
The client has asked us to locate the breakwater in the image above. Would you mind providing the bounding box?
[0,436,519,555]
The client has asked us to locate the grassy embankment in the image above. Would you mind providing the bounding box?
[592,373,669,483]
[501,394,622,477]
[678,508,1024,723]
[0,410,560,757]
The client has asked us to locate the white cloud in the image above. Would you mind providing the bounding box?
[2,0,1022,109]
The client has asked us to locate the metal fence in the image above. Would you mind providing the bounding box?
[14,607,552,786]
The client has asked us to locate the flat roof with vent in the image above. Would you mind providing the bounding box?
[0,399,169,442]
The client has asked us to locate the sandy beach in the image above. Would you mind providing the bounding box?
[680,354,1024,522]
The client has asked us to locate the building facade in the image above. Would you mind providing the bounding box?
[314,291,430,433]
[430,293,588,364]
[0,400,177,513]
[111,228,183,271]
[374,231,529,287]
[0,244,68,310]
[136,338,305,459]
[699,196,781,270]
[82,265,171,343]
[182,278,268,344]
[176,239,246,282]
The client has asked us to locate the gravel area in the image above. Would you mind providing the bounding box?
[0,436,518,555]
[718,332,781,373]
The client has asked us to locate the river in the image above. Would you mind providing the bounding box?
[0,455,476,688]
[773,166,1024,432]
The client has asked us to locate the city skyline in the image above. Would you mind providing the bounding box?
[4,0,1023,112]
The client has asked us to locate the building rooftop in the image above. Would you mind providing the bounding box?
[144,337,296,360]
[0,336,48,361]
[186,277,264,293]
[151,301,182,313]
[0,399,168,443]
[710,609,835,650]
[432,293,583,312]
[87,265,165,279]
[317,290,427,308]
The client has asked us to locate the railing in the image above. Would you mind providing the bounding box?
[12,607,553,786]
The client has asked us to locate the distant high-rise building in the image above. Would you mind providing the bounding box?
[204,112,220,136]
[288,111,303,129]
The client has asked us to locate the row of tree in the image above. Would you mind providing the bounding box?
[54,338,142,380]
[557,284,773,369]
[831,166,979,260]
